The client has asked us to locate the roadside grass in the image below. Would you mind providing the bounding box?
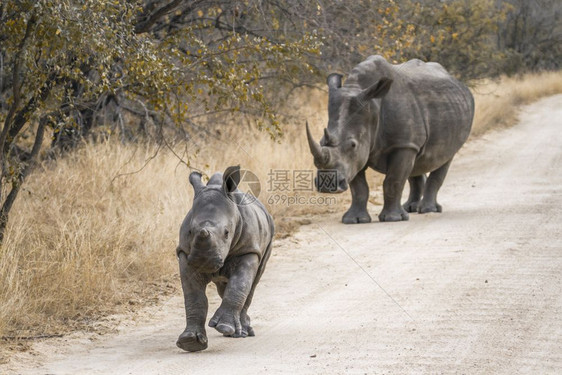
[0,90,339,343]
[471,71,562,137]
[1,70,561,345]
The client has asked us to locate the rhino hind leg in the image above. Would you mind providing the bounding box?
[343,169,372,224]
[379,149,417,222]
[403,174,426,212]
[418,159,453,213]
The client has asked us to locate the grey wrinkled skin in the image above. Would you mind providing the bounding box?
[307,55,474,223]
[175,166,274,352]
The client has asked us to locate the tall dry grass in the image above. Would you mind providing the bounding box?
[471,71,562,137]
[0,144,187,339]
[0,88,340,341]
[1,70,561,342]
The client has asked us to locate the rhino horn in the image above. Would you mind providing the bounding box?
[324,128,335,145]
[306,121,322,161]
[306,122,329,165]
[194,228,211,248]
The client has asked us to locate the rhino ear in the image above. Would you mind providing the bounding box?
[360,77,393,102]
[189,171,205,194]
[223,165,241,194]
[327,73,343,91]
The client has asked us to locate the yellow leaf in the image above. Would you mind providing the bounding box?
[452,32,458,40]
[430,35,435,43]
[55,29,61,35]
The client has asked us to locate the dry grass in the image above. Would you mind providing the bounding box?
[0,143,186,339]
[0,87,342,342]
[471,71,562,137]
[1,70,561,343]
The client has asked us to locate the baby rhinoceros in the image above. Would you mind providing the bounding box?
[176,165,274,352]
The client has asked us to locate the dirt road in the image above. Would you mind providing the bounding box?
[4,95,562,374]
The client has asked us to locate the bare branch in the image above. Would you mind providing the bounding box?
[135,0,203,34]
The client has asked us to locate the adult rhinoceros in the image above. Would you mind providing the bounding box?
[307,55,474,223]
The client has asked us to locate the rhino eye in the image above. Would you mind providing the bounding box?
[350,140,357,149]
[224,229,229,238]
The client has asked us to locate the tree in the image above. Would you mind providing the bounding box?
[0,0,322,242]
[0,1,153,241]
[289,0,417,70]
[397,0,562,79]
[398,0,510,80]
[5,0,556,242]
[498,0,562,73]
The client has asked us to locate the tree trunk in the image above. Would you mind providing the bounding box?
[0,119,45,243]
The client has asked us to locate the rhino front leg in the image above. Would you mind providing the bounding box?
[209,253,259,337]
[379,149,416,222]
[403,174,426,212]
[418,158,452,213]
[176,251,211,352]
[343,168,371,224]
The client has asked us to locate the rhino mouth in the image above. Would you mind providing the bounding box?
[187,253,224,273]
[314,173,348,193]
[191,262,223,274]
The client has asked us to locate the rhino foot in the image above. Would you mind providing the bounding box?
[240,311,255,337]
[209,306,246,337]
[177,328,208,352]
[403,200,420,213]
[418,202,442,214]
[342,209,372,224]
[379,208,409,222]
